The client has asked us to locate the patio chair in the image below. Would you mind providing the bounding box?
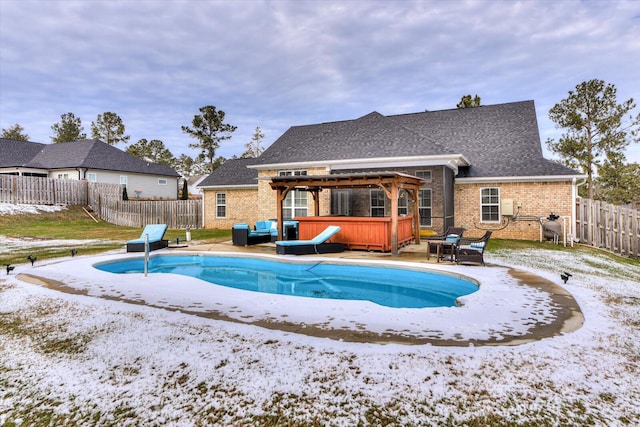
[456,231,492,265]
[427,226,465,260]
[276,225,344,255]
[126,224,169,252]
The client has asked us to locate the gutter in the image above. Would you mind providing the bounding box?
[455,174,587,184]
[247,154,470,173]
[197,184,258,190]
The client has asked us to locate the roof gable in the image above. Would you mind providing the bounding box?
[12,139,179,177]
[199,157,260,187]
[257,111,455,166]
[0,139,46,168]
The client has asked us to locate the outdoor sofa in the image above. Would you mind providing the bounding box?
[232,220,299,246]
[126,224,169,252]
[232,223,271,246]
[275,225,344,255]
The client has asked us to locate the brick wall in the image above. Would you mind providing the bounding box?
[202,187,259,229]
[204,169,575,241]
[256,167,329,219]
[454,181,574,240]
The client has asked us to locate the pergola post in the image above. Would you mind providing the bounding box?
[390,185,399,255]
[311,189,320,216]
[411,187,421,245]
[275,187,290,241]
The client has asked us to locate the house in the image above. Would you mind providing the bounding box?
[199,101,586,242]
[0,138,180,199]
[186,174,207,198]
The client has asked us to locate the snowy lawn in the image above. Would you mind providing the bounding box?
[0,206,638,425]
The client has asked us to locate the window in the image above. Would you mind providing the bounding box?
[283,190,307,219]
[87,173,97,182]
[158,178,167,185]
[398,190,408,216]
[419,189,432,226]
[56,173,69,179]
[216,193,226,218]
[415,171,432,227]
[120,176,128,186]
[279,170,308,219]
[370,189,385,217]
[481,187,500,222]
[278,170,307,177]
[415,170,432,183]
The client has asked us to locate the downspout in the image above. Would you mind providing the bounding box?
[572,177,588,241]
[201,188,206,229]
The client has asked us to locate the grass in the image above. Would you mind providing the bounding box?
[0,205,231,266]
[1,205,639,425]
[1,232,638,426]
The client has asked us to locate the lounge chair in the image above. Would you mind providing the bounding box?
[456,231,492,265]
[427,226,465,260]
[276,225,344,255]
[126,224,169,252]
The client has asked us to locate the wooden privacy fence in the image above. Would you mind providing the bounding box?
[0,175,88,205]
[89,195,202,229]
[575,199,639,258]
[1,175,202,229]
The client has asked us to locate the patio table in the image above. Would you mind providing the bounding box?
[426,240,457,263]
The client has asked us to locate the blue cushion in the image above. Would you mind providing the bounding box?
[445,234,460,244]
[255,221,271,231]
[233,223,250,229]
[127,224,168,244]
[276,225,341,246]
[470,241,485,249]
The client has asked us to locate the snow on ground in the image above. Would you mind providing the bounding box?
[21,252,568,344]
[0,202,66,216]
[0,206,638,425]
[0,236,111,255]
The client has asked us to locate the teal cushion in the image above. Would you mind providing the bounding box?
[446,234,460,244]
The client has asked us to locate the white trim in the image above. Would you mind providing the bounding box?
[456,174,586,184]
[247,154,470,173]
[215,192,226,219]
[480,187,501,223]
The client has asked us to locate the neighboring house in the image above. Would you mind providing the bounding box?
[0,138,180,199]
[186,174,207,198]
[199,101,586,241]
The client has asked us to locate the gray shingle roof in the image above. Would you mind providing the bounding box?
[0,139,46,168]
[1,138,179,177]
[255,101,580,178]
[257,111,455,165]
[198,157,260,187]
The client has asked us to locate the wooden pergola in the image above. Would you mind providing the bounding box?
[268,172,425,254]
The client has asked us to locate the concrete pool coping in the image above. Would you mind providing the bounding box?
[16,240,584,347]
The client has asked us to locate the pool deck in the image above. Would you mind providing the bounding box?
[17,239,584,347]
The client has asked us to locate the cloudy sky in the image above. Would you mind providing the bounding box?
[1,0,639,164]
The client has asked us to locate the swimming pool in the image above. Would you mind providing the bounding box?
[95,255,478,308]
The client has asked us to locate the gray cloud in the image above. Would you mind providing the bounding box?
[1,0,638,162]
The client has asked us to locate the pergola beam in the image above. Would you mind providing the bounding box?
[269,172,425,254]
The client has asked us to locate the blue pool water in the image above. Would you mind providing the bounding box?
[95,255,478,308]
